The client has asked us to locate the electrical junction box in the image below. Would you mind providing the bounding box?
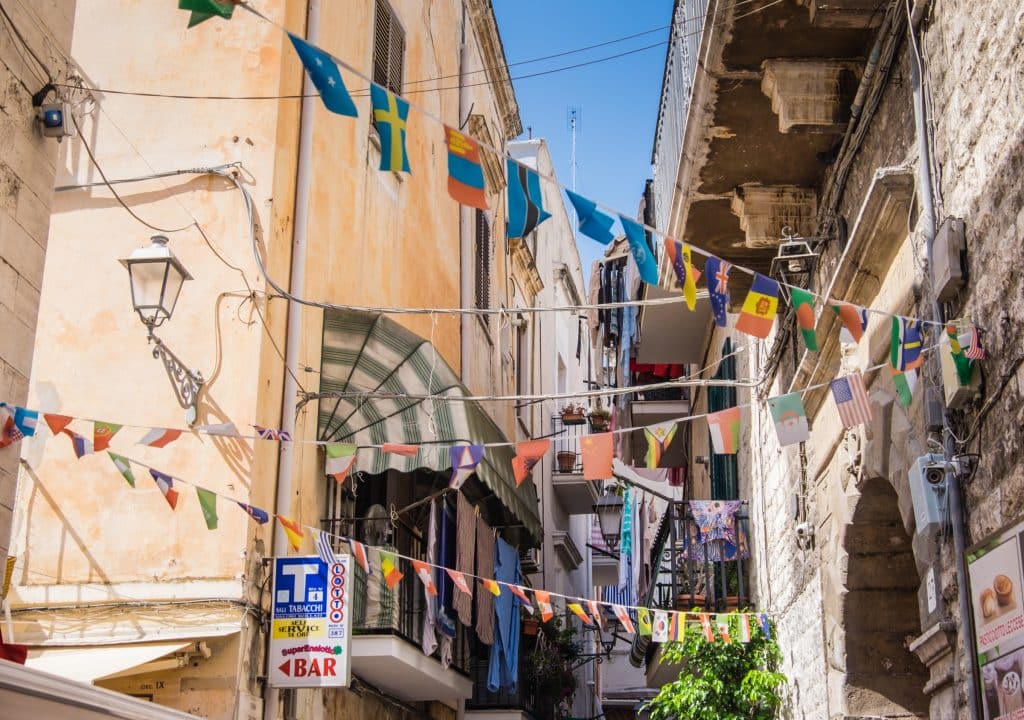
[933,217,966,302]
[909,454,946,536]
[939,330,981,409]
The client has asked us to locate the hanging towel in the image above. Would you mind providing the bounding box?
[487,537,522,692]
[437,499,458,640]
[475,516,496,645]
[454,492,476,626]
[618,488,633,591]
[422,498,439,656]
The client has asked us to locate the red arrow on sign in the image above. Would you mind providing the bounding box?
[279,659,291,676]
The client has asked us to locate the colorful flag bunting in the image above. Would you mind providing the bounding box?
[580,432,613,480]
[758,612,771,638]
[565,190,615,245]
[0,627,27,665]
[382,443,418,457]
[945,325,975,386]
[890,367,917,408]
[237,502,270,524]
[44,414,73,435]
[964,323,986,360]
[325,443,357,484]
[482,578,502,597]
[276,514,304,552]
[315,529,335,567]
[412,559,437,596]
[107,452,136,487]
[0,406,23,448]
[716,615,732,644]
[637,607,653,637]
[739,613,752,643]
[668,612,686,642]
[444,125,487,209]
[699,613,714,642]
[534,589,554,622]
[830,373,872,428]
[735,273,779,339]
[587,600,607,630]
[707,406,741,455]
[449,444,484,489]
[509,584,533,612]
[790,287,818,351]
[613,604,635,634]
[890,316,924,372]
[507,158,551,239]
[831,302,868,344]
[9,406,37,439]
[288,34,358,117]
[254,426,290,442]
[196,487,218,530]
[704,256,732,327]
[370,85,411,173]
[139,428,182,448]
[349,539,370,574]
[179,0,234,27]
[447,568,471,596]
[197,422,239,437]
[568,602,593,626]
[378,550,403,590]
[652,610,669,642]
[512,439,550,487]
[93,422,122,452]
[619,215,659,286]
[664,239,699,310]
[643,421,678,469]
[63,429,93,458]
[149,469,180,510]
[767,392,809,446]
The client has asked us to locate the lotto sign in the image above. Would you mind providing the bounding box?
[269,555,352,688]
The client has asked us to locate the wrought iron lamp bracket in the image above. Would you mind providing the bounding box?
[148,328,205,424]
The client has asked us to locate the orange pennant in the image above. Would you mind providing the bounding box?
[481,578,502,597]
[534,589,554,622]
[568,602,594,626]
[411,559,437,596]
[382,443,418,457]
[512,439,551,486]
[276,514,304,552]
[447,568,471,596]
[580,432,613,481]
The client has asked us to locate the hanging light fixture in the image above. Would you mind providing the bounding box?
[769,227,819,286]
[593,488,624,551]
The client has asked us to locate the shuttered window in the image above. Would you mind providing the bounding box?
[372,0,405,95]
[474,209,492,310]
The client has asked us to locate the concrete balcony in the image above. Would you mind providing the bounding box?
[550,416,601,515]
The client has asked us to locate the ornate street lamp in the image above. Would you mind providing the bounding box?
[120,235,204,424]
[593,488,624,551]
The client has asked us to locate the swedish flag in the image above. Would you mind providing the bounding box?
[371,85,411,173]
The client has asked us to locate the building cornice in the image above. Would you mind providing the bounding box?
[466,0,523,139]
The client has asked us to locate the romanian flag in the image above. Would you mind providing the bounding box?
[580,432,613,481]
[482,578,502,597]
[643,421,678,469]
[509,584,534,612]
[738,613,753,643]
[699,613,714,642]
[63,429,93,458]
[382,443,418,457]
[587,600,607,630]
[324,443,357,484]
[149,469,180,510]
[669,612,686,642]
[637,608,653,636]
[512,439,550,486]
[444,125,487,209]
[378,550,404,590]
[831,302,868,344]
[568,602,594,626]
[735,273,779,339]
[534,589,554,622]
[370,85,411,173]
[93,422,122,452]
[707,406,741,455]
[790,287,818,352]
[44,413,73,435]
[716,615,732,644]
[139,428,182,448]
[891,316,924,372]
[612,604,635,634]
[237,502,270,524]
[412,559,437,596]
[276,514,304,552]
[664,238,699,310]
[446,568,471,596]
[349,539,370,574]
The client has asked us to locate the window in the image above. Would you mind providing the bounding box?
[372,0,404,94]
[474,209,491,310]
[708,338,738,499]
[515,320,529,422]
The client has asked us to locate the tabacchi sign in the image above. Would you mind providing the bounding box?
[269,555,352,688]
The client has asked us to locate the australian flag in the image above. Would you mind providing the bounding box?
[704,255,732,327]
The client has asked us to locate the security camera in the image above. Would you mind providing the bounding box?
[36,102,75,141]
[923,462,947,486]
[795,522,814,549]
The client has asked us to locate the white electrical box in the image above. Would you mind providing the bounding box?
[909,453,946,536]
[939,330,981,409]
[933,217,966,302]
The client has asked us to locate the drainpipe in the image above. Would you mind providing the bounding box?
[908,7,980,720]
[458,4,472,384]
[262,2,320,719]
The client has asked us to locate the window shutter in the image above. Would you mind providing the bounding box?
[372,0,404,94]
[474,210,491,310]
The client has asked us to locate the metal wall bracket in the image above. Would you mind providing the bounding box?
[149,331,205,424]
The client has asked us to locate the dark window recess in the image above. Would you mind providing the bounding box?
[474,209,492,310]
[372,0,405,94]
[708,337,738,500]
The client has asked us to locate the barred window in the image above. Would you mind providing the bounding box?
[372,0,404,94]
[474,209,492,310]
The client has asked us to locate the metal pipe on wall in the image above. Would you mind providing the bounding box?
[459,4,472,386]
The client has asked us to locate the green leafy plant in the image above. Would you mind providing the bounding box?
[644,614,786,720]
[524,615,580,719]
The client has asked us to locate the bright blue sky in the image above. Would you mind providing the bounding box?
[493,0,672,276]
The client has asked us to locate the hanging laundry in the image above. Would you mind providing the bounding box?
[487,537,522,692]
[444,125,488,209]
[422,498,439,656]
[370,85,411,173]
[735,273,779,339]
[454,492,475,626]
[566,190,615,244]
[288,34,358,117]
[437,501,458,639]
[475,516,496,645]
[506,158,551,239]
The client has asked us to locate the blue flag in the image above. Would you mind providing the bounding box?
[704,256,732,327]
[619,215,659,285]
[565,190,615,245]
[370,85,411,173]
[507,159,551,239]
[237,502,270,525]
[288,34,358,118]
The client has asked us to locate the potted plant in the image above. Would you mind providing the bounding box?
[559,402,587,426]
[588,404,611,432]
[556,450,577,473]
[526,617,580,719]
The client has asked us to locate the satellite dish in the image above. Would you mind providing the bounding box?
[364,504,391,546]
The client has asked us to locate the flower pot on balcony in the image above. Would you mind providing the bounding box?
[556,451,577,473]
[588,416,609,433]
[523,618,540,636]
[560,411,585,426]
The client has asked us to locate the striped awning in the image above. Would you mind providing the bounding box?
[317,310,541,547]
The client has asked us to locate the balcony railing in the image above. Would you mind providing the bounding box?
[466,635,540,718]
[551,415,592,474]
[632,386,690,403]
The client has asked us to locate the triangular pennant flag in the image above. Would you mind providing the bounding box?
[891,367,917,408]
[449,444,484,489]
[196,487,218,530]
[891,316,924,372]
[507,158,551,239]
[149,469,180,510]
[512,439,550,487]
[612,604,635,634]
[758,612,771,638]
[370,85,411,173]
[315,529,335,567]
[716,615,732,644]
[664,239,699,310]
[446,568,471,596]
[587,600,607,631]
[237,502,270,524]
[9,406,37,438]
[107,452,136,487]
[44,413,73,435]
[178,0,234,27]
[831,302,868,344]
[288,33,358,117]
[254,426,291,441]
[739,613,752,643]
[767,392,809,447]
[669,612,686,642]
[945,324,975,386]
[378,550,404,590]
[349,539,370,574]
[444,125,487,209]
[325,443,357,484]
[790,287,818,352]
[196,422,239,437]
[139,428,182,448]
[580,432,613,480]
[509,584,534,613]
[63,429,93,458]
[0,406,23,448]
[93,421,122,452]
[482,578,502,597]
[412,559,437,596]
[382,443,418,457]
[276,514,304,552]
[534,589,554,622]
[637,607,653,637]
[0,628,28,665]
[964,323,986,360]
[736,273,780,339]
[704,256,732,328]
[643,421,678,469]
[699,613,714,642]
[565,190,615,245]
[619,215,659,285]
[652,610,669,642]
[568,602,594,626]
[707,406,741,454]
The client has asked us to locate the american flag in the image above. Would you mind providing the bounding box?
[830,373,872,428]
[964,324,986,360]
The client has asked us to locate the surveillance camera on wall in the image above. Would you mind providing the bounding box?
[795,521,814,549]
[36,102,75,141]
[922,461,947,485]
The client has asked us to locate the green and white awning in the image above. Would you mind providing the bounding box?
[317,309,541,547]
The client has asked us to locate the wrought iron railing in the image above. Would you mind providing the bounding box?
[551,415,589,474]
[466,635,540,718]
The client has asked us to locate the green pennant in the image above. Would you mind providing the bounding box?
[945,325,975,386]
[637,607,653,637]
[179,0,235,27]
[790,287,818,352]
[891,368,916,408]
[196,487,218,530]
[107,451,136,488]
